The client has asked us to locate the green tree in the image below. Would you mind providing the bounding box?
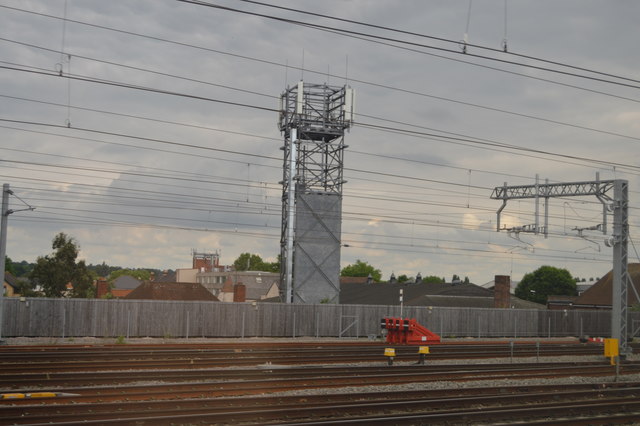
[233,252,277,272]
[108,268,151,282]
[397,274,410,283]
[422,275,444,284]
[340,259,382,282]
[12,260,34,277]
[30,233,95,298]
[515,265,577,305]
[4,255,15,275]
[90,261,120,278]
[17,278,40,297]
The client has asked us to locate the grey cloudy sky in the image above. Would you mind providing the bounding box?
[0,0,638,285]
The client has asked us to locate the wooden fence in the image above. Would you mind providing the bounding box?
[0,297,634,339]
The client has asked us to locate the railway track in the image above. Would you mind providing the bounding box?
[0,341,605,370]
[1,340,635,424]
[2,380,640,424]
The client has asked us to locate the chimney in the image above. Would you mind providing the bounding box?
[494,275,511,308]
[389,273,396,284]
[415,272,422,284]
[366,273,373,285]
[233,283,246,302]
[96,278,109,298]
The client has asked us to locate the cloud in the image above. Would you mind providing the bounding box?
[0,0,636,285]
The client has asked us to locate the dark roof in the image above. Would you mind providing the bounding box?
[198,271,280,300]
[339,276,370,285]
[573,263,640,307]
[3,272,19,290]
[340,281,544,309]
[154,271,177,283]
[112,275,142,290]
[124,282,219,301]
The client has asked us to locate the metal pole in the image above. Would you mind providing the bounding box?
[611,180,629,354]
[62,306,66,339]
[544,178,549,238]
[284,129,298,304]
[534,174,539,234]
[0,184,10,341]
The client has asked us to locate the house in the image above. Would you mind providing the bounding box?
[151,270,177,282]
[124,281,219,301]
[568,263,640,310]
[112,275,142,298]
[340,277,544,309]
[2,272,20,297]
[339,275,373,285]
[480,278,520,294]
[197,270,279,302]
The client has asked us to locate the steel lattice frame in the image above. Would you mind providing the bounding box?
[491,178,630,353]
[278,82,353,303]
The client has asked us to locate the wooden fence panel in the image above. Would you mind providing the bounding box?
[2,298,640,340]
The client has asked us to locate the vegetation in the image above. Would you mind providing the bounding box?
[421,275,445,284]
[108,268,151,282]
[397,274,410,283]
[29,233,96,298]
[340,259,382,282]
[232,252,279,272]
[515,265,577,305]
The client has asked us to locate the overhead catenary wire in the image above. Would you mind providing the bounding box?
[176,0,640,90]
[231,0,639,86]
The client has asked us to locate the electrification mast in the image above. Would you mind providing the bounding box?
[278,82,354,303]
[491,175,630,354]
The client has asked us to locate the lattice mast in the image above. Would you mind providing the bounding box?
[278,82,354,303]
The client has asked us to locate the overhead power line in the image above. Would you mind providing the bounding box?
[177,0,640,90]
[231,0,640,87]
[0,64,278,113]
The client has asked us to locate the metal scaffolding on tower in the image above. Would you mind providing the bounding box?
[278,82,354,304]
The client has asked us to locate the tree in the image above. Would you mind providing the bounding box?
[30,233,95,298]
[515,265,577,305]
[109,268,151,282]
[17,278,40,297]
[397,274,410,283]
[232,252,279,272]
[422,275,444,284]
[90,261,120,278]
[4,256,15,275]
[12,260,34,277]
[340,259,382,282]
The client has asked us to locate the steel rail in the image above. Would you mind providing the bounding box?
[4,385,640,425]
[0,361,617,388]
[2,381,639,421]
[2,364,636,405]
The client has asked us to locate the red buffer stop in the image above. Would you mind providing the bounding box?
[381,317,441,345]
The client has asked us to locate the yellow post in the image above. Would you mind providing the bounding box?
[384,347,396,366]
[604,338,619,366]
[418,346,429,365]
